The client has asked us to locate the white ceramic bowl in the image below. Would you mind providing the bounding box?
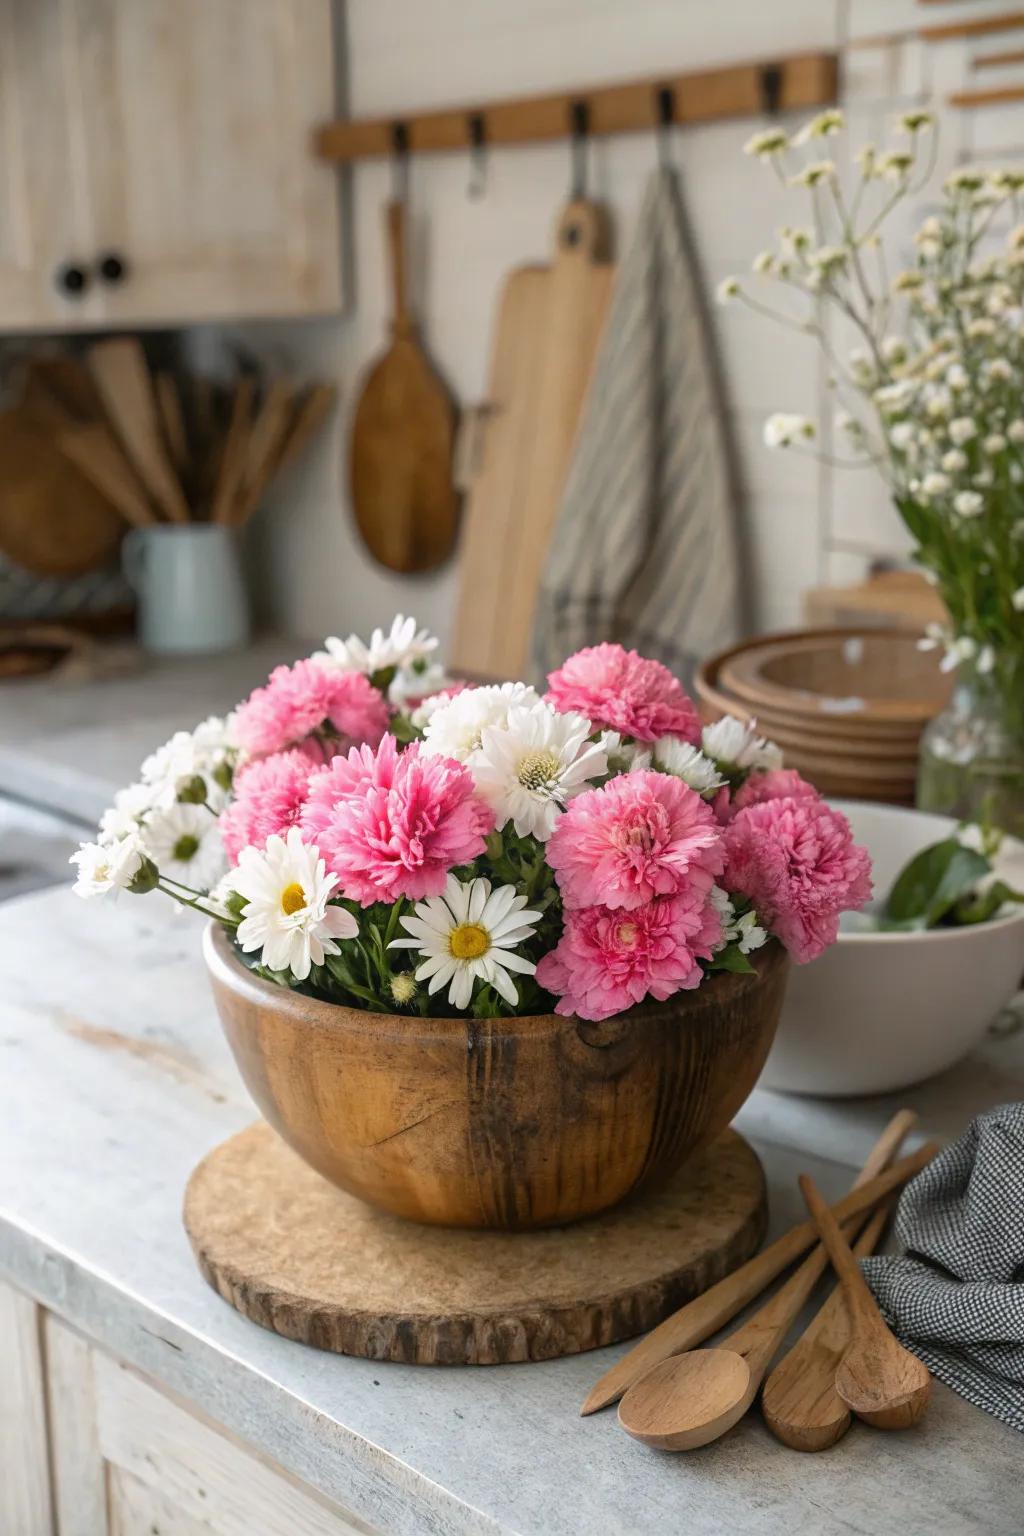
[761,800,1024,1097]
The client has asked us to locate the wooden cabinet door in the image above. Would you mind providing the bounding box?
[0,0,105,331]
[67,0,342,326]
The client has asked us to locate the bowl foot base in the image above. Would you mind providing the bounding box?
[183,1122,767,1365]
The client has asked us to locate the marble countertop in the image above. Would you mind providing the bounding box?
[0,639,309,825]
[1,645,1022,1534]
[2,886,1022,1536]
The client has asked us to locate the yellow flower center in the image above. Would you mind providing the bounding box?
[617,921,639,947]
[449,922,490,960]
[280,882,307,916]
[516,748,561,792]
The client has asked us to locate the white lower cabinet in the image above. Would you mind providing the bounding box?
[0,1279,378,1536]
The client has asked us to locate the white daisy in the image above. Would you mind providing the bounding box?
[140,802,227,892]
[602,731,652,774]
[316,615,437,677]
[702,716,783,772]
[234,827,357,981]
[764,413,816,449]
[470,703,607,840]
[140,730,202,807]
[70,834,150,899]
[390,875,541,1011]
[651,737,726,794]
[420,682,541,762]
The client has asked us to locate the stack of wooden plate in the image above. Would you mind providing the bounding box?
[695,628,953,804]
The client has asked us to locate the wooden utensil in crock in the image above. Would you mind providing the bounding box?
[204,923,789,1230]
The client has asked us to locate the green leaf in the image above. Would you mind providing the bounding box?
[950,879,1024,926]
[708,944,757,975]
[885,837,991,927]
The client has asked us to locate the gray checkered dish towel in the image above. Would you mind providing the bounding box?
[861,1103,1024,1431]
[532,164,744,689]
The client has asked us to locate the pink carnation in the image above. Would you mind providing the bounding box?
[546,770,725,912]
[545,643,701,744]
[724,797,872,964]
[731,769,820,816]
[220,749,316,864]
[300,735,494,906]
[536,893,723,1021]
[234,659,389,759]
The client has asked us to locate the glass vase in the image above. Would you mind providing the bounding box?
[917,664,1024,838]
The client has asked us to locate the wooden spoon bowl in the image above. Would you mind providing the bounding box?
[835,1343,932,1429]
[618,1350,754,1451]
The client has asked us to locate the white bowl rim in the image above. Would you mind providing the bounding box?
[829,797,1024,946]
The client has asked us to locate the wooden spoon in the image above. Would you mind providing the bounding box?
[617,1113,919,1452]
[799,1174,932,1430]
[580,1138,936,1417]
[350,199,458,573]
[761,1197,895,1450]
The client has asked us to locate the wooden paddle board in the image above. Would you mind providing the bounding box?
[451,199,615,680]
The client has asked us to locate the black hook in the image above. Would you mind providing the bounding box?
[391,120,410,202]
[467,112,487,200]
[656,85,675,169]
[760,64,783,117]
[570,99,589,200]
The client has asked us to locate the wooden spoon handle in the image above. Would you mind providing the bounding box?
[799,1174,889,1331]
[580,1139,938,1416]
[386,200,412,331]
[725,1111,916,1377]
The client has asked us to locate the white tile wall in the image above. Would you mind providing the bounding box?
[215,0,1024,649]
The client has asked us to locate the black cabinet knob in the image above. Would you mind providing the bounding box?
[55,262,90,297]
[97,252,128,285]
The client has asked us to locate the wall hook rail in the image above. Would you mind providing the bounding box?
[315,51,838,164]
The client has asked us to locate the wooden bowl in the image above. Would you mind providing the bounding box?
[204,924,789,1230]
[720,630,950,727]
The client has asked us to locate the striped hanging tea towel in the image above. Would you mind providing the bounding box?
[862,1102,1024,1431]
[532,164,745,689]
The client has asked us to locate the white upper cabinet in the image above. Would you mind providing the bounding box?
[0,0,342,331]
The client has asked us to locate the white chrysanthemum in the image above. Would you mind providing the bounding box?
[940,635,978,673]
[942,448,968,473]
[140,802,227,891]
[984,433,1007,456]
[420,682,541,761]
[889,421,916,451]
[921,471,951,497]
[234,827,357,981]
[470,703,607,840]
[752,249,776,276]
[140,730,202,807]
[876,150,914,184]
[600,731,651,775]
[1009,421,1024,444]
[98,781,153,842]
[764,413,815,449]
[954,490,984,517]
[316,615,438,676]
[390,875,541,1011]
[715,276,740,305]
[388,659,449,709]
[709,887,768,955]
[898,110,933,136]
[651,737,726,795]
[1012,586,1024,612]
[702,716,783,772]
[71,834,148,899]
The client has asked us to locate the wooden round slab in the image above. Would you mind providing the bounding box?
[184,1122,767,1366]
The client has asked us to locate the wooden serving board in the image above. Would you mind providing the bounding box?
[184,1122,766,1366]
[450,200,615,680]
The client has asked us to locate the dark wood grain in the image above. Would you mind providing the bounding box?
[203,924,789,1230]
[184,1122,767,1364]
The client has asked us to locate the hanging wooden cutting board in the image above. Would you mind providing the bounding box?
[350,200,459,573]
[451,199,614,680]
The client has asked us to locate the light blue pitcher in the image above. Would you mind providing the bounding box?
[123,524,250,655]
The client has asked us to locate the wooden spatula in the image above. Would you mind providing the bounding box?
[800,1174,932,1430]
[88,338,191,523]
[350,199,458,573]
